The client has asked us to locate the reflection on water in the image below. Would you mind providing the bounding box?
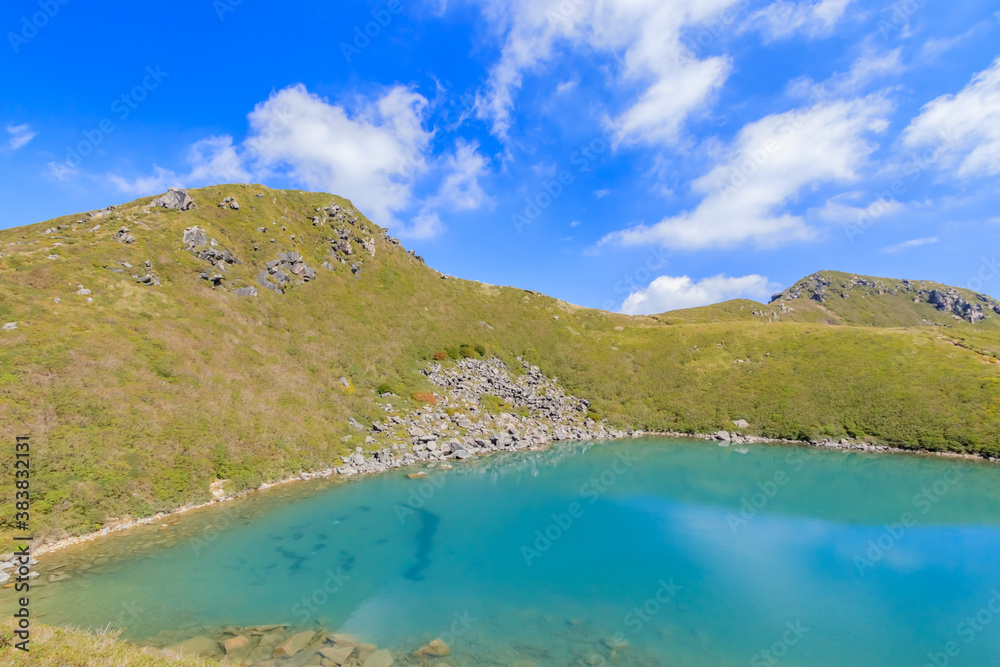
[6,437,1000,666]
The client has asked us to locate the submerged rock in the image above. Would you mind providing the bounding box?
[413,638,450,657]
[273,630,315,658]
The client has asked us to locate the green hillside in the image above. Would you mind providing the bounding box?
[1,185,999,545]
[658,270,1000,328]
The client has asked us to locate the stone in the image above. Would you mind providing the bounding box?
[76,286,91,295]
[412,638,450,658]
[273,630,316,658]
[234,287,258,297]
[320,645,355,664]
[230,200,240,210]
[223,635,249,653]
[183,226,209,248]
[715,430,731,441]
[2,322,17,331]
[732,419,749,428]
[151,187,195,211]
[327,633,360,647]
[364,649,394,667]
[453,450,472,460]
[161,635,220,658]
[356,643,378,662]
[407,472,426,479]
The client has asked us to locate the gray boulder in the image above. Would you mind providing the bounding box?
[234,287,258,297]
[182,226,208,249]
[151,187,195,211]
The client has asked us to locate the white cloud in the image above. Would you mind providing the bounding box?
[593,189,611,199]
[107,136,251,195]
[246,84,433,230]
[45,160,77,181]
[812,190,905,225]
[903,57,1000,177]
[744,0,853,41]
[105,85,491,240]
[881,236,938,253]
[470,0,739,145]
[601,96,891,250]
[621,273,780,315]
[6,124,36,151]
[430,139,492,211]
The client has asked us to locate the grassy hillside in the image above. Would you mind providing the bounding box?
[658,270,1000,328]
[1,185,999,546]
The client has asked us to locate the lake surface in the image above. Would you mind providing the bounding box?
[14,437,1000,665]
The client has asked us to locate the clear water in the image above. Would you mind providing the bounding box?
[13,438,1000,665]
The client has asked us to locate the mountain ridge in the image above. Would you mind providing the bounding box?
[1,185,999,543]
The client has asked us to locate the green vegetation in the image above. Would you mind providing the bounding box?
[1,184,999,549]
[0,620,216,667]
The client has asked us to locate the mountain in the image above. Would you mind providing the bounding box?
[1,185,999,543]
[656,270,1000,329]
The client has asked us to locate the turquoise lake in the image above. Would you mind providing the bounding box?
[18,437,1000,665]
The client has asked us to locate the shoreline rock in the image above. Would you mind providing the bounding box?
[17,358,999,562]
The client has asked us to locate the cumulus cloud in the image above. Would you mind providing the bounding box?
[107,136,251,195]
[470,0,739,145]
[601,96,891,250]
[621,273,780,315]
[106,85,491,239]
[903,57,1000,177]
[744,0,853,41]
[246,84,434,231]
[6,123,36,151]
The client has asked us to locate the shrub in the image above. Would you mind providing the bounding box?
[376,382,394,395]
[433,351,448,361]
[459,344,476,358]
[411,391,438,405]
[475,344,486,356]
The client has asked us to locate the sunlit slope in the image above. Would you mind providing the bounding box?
[0,184,997,541]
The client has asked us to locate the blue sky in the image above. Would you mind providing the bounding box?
[2,0,999,313]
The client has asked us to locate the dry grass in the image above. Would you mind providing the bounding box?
[0,620,222,667]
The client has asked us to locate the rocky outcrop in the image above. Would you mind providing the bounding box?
[331,358,625,477]
[114,226,135,244]
[150,187,195,211]
[257,251,317,294]
[768,272,997,324]
[928,288,985,324]
[183,226,209,249]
